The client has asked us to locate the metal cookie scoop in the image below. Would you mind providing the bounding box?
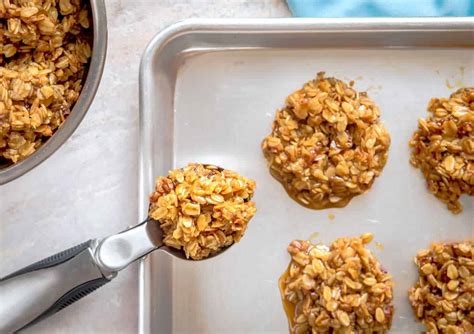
[0,166,240,332]
[0,218,176,332]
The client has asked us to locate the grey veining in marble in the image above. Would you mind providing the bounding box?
[0,1,290,333]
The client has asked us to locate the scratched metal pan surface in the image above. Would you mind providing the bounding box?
[138,18,474,334]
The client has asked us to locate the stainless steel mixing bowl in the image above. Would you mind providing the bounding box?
[0,0,108,185]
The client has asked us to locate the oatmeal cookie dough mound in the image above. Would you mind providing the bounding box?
[280,233,394,333]
[148,163,257,260]
[408,240,474,334]
[409,88,474,214]
[262,73,390,209]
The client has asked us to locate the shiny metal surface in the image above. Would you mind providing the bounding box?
[139,18,474,334]
[0,0,108,185]
[96,205,234,273]
[96,220,160,272]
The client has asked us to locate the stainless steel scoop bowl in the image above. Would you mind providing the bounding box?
[0,166,237,332]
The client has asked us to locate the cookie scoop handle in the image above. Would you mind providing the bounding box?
[0,240,111,333]
[0,219,161,333]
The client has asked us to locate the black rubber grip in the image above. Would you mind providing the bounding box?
[1,240,93,281]
[16,277,110,333]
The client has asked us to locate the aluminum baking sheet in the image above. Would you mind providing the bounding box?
[139,18,474,334]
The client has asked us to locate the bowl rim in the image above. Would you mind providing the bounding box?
[0,0,108,185]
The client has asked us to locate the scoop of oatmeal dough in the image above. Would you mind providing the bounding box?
[279,233,394,333]
[409,88,474,214]
[408,240,474,334]
[262,72,390,210]
[148,163,257,260]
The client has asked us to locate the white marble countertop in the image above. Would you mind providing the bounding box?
[0,1,290,333]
